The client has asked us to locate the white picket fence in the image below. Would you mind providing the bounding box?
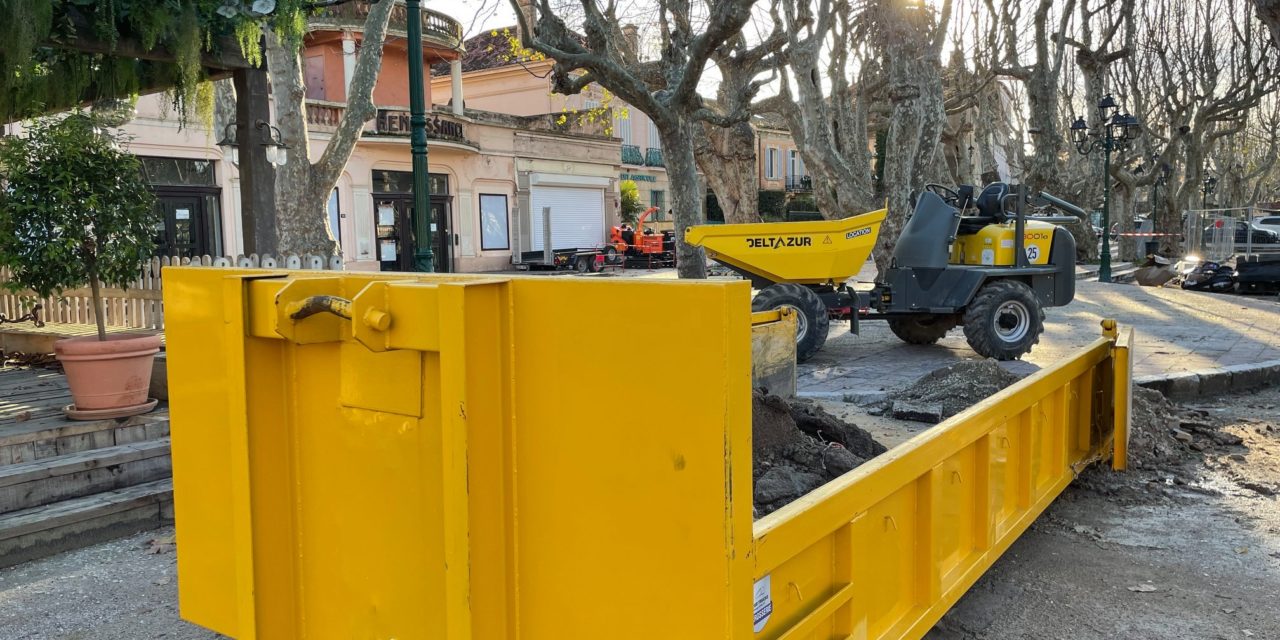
[0,254,342,331]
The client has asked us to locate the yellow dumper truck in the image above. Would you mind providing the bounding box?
[687,183,1087,362]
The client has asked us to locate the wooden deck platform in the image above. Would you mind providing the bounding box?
[0,367,172,568]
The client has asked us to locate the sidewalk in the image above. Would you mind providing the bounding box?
[799,281,1280,398]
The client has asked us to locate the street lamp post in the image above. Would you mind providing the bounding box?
[1070,94,1141,283]
[1202,175,1217,209]
[406,0,434,272]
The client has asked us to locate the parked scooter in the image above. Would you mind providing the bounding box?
[1180,259,1237,293]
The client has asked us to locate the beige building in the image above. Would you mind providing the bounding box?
[430,31,678,222]
[431,29,812,224]
[756,117,810,195]
[88,5,622,273]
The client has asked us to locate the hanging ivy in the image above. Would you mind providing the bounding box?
[0,0,314,123]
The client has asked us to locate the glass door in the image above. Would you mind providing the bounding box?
[153,194,206,258]
[374,197,415,271]
[430,198,451,273]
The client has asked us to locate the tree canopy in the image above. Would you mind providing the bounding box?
[0,0,312,123]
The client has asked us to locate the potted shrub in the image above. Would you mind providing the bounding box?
[0,114,161,419]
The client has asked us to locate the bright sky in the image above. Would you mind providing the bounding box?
[431,0,518,37]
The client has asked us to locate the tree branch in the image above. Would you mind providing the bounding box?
[313,0,396,190]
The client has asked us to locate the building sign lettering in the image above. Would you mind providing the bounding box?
[620,173,657,182]
[375,110,465,142]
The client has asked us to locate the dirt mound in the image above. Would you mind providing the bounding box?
[753,391,887,518]
[1076,386,1252,502]
[888,360,1022,423]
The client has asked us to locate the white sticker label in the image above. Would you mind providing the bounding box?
[377,205,396,226]
[1026,245,1041,262]
[174,208,190,220]
[753,575,773,633]
[1000,239,1013,248]
[981,249,995,265]
[379,240,397,261]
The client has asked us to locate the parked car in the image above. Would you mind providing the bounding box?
[1255,214,1280,236]
[1201,220,1280,245]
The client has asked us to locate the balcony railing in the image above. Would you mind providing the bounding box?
[311,1,464,51]
[622,144,644,165]
[645,147,664,167]
[785,175,813,192]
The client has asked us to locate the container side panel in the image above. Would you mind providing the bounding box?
[509,278,753,639]
[750,336,1121,640]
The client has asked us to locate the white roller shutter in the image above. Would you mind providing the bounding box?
[530,186,605,250]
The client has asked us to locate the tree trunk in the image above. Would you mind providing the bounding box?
[1256,0,1280,47]
[695,120,761,224]
[873,4,948,276]
[1114,181,1140,262]
[265,0,395,257]
[267,33,339,257]
[661,120,709,279]
[213,78,236,140]
[1024,75,1065,193]
[89,275,106,341]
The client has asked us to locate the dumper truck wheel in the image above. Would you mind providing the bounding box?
[887,315,957,345]
[752,284,829,363]
[962,280,1044,360]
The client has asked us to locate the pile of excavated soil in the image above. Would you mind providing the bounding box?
[1123,387,1244,470]
[753,391,887,518]
[886,360,1022,423]
[1076,386,1250,501]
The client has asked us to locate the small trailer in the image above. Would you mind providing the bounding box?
[509,204,609,272]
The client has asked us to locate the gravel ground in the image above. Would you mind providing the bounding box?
[0,530,220,639]
[1,387,1276,639]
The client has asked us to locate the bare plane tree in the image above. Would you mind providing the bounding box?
[866,0,954,274]
[692,23,786,224]
[510,0,783,278]
[762,0,877,222]
[266,0,397,256]
[1136,0,1279,253]
[986,0,1077,193]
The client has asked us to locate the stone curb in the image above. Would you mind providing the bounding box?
[1135,359,1280,400]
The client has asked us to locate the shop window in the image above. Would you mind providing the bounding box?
[305,55,326,100]
[650,190,665,220]
[327,187,342,243]
[479,194,510,251]
[140,156,216,186]
[373,170,450,195]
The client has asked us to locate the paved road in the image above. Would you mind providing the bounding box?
[799,281,1280,399]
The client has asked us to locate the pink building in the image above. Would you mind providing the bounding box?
[430,28,812,222]
[430,31,677,221]
[99,4,622,273]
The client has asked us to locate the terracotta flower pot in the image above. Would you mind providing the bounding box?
[54,333,163,418]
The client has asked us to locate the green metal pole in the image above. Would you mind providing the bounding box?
[1099,140,1112,283]
[407,0,434,272]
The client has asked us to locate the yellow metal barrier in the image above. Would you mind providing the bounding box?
[751,309,798,397]
[164,269,1130,640]
[750,319,1132,639]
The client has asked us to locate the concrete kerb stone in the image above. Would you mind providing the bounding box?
[1136,359,1280,400]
